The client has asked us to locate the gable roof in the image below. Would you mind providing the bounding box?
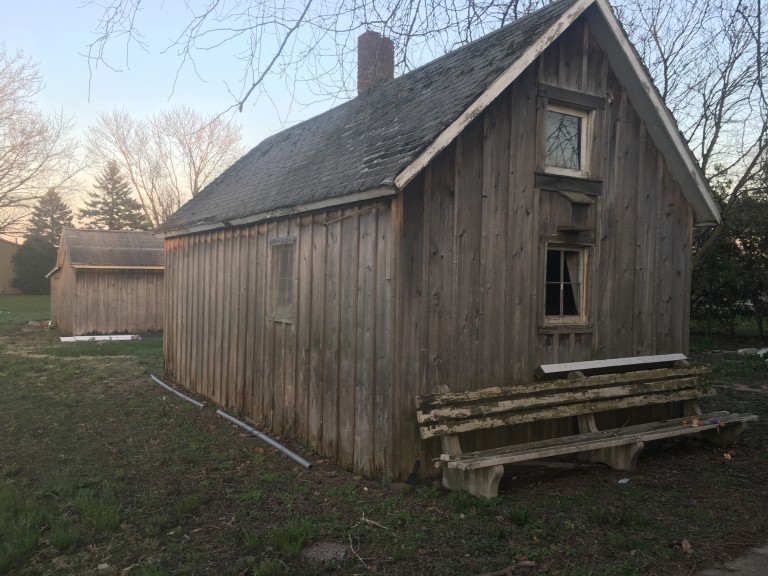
[160,0,719,237]
[59,229,164,269]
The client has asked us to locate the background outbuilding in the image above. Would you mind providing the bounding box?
[49,228,164,335]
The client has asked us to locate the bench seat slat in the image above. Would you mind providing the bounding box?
[440,412,757,470]
[416,367,710,409]
[419,387,716,439]
[417,376,711,425]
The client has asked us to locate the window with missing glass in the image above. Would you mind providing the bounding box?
[270,237,296,322]
[544,104,590,176]
[544,247,587,322]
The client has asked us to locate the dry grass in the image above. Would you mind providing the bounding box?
[2,295,767,575]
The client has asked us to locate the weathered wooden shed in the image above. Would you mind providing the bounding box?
[49,228,164,335]
[160,0,720,481]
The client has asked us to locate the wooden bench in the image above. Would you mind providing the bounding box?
[415,354,758,498]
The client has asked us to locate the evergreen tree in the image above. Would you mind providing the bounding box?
[28,188,73,245]
[79,161,149,230]
[11,237,56,294]
[11,188,73,294]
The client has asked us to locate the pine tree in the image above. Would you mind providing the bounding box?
[11,237,56,294]
[27,188,73,245]
[11,189,72,294]
[79,161,149,230]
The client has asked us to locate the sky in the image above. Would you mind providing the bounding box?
[0,1,337,151]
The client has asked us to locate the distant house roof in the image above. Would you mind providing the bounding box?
[60,229,164,269]
[160,0,719,237]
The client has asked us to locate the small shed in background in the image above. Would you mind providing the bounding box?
[0,237,21,294]
[48,229,164,335]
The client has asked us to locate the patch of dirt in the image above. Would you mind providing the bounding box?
[300,541,349,565]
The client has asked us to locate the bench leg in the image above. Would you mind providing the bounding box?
[698,423,747,447]
[588,442,645,471]
[442,465,504,499]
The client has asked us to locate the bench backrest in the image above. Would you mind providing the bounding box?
[415,366,713,440]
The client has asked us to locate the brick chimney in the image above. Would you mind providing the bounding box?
[357,30,394,95]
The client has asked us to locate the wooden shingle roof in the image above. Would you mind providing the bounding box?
[62,229,164,269]
[160,0,719,236]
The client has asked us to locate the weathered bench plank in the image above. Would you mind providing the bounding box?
[417,366,709,408]
[439,411,757,470]
[417,371,710,426]
[534,354,688,380]
[417,368,715,439]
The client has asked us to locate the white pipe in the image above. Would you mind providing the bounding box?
[150,375,205,408]
[61,335,139,342]
[216,409,312,470]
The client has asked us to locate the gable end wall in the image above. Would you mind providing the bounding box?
[392,18,694,478]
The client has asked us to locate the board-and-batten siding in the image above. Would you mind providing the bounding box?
[74,269,164,335]
[54,268,164,336]
[164,206,393,477]
[392,20,693,478]
[165,18,695,481]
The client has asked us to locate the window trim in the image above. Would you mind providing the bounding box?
[269,236,297,323]
[542,103,593,179]
[542,244,589,326]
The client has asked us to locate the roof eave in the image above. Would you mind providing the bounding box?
[394,0,720,226]
[394,0,594,190]
[161,185,399,239]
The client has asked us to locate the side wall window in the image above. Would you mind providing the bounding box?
[270,237,296,323]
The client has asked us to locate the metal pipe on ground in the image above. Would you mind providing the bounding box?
[216,409,312,470]
[150,375,205,409]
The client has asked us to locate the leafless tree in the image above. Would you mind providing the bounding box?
[87,106,243,228]
[86,0,765,249]
[613,0,766,265]
[0,44,80,237]
[84,0,553,117]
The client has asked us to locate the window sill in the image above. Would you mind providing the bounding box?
[535,172,603,195]
[538,323,593,335]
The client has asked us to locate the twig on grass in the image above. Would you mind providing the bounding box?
[348,532,370,572]
[352,513,391,531]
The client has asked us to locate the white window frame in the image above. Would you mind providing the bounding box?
[270,236,296,323]
[543,244,589,326]
[543,103,593,179]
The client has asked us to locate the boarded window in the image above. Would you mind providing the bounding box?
[544,104,590,175]
[545,247,586,320]
[270,237,296,322]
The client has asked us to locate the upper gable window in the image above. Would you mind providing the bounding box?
[544,104,591,177]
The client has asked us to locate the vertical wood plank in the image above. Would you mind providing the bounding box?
[323,210,341,460]
[481,95,511,387]
[337,212,360,469]
[453,118,484,391]
[427,148,456,392]
[308,214,327,448]
[375,205,393,478]
[295,215,313,443]
[244,226,258,415]
[354,208,377,475]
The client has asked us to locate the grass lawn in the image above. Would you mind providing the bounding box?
[1,295,768,575]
